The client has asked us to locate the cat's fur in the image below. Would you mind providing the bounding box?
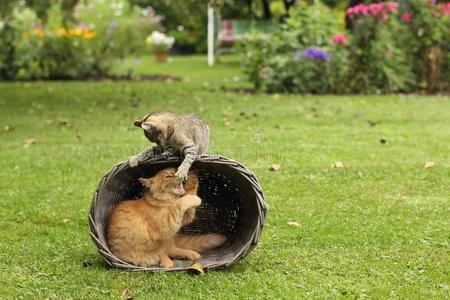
[129,111,210,181]
[107,168,225,268]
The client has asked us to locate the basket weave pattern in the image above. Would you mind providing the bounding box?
[89,155,266,271]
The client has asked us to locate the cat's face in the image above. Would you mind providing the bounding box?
[139,168,185,198]
[134,113,174,144]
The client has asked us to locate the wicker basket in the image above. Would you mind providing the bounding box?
[89,155,267,271]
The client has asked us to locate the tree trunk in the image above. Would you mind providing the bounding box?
[247,0,253,17]
[283,0,295,11]
[61,0,80,26]
[261,0,271,19]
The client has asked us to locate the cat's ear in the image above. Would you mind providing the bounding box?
[166,125,174,138]
[134,113,151,128]
[138,177,153,186]
[134,118,144,127]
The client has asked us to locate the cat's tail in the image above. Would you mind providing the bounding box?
[175,234,226,253]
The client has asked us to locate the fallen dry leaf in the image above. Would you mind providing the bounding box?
[121,288,133,300]
[269,164,281,171]
[331,161,344,168]
[58,119,70,126]
[23,139,37,148]
[287,221,302,228]
[186,261,204,275]
[424,161,435,169]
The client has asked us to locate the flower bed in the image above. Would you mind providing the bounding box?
[238,1,449,94]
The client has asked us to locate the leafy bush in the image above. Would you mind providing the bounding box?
[15,25,114,80]
[131,1,207,53]
[238,3,350,93]
[0,21,18,80]
[75,1,161,57]
[238,1,449,94]
[345,2,414,93]
[396,0,450,92]
[0,0,161,80]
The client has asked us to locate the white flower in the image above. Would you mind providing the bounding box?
[145,31,175,49]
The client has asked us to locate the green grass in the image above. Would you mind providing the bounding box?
[0,55,449,299]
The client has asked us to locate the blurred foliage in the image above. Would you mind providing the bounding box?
[396,0,450,92]
[75,1,160,56]
[129,0,208,53]
[15,25,114,79]
[0,0,161,80]
[237,3,349,93]
[237,0,449,94]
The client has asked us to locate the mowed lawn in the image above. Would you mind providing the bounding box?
[0,56,449,299]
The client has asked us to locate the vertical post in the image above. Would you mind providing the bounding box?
[207,4,214,66]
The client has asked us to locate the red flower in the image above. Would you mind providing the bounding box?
[401,12,411,22]
[331,34,347,44]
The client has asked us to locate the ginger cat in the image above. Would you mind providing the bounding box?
[107,168,226,268]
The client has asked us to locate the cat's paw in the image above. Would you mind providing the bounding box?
[175,168,188,182]
[187,195,201,208]
[160,259,174,268]
[180,195,201,210]
[186,251,201,261]
[128,156,139,167]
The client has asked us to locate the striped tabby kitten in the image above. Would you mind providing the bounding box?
[129,111,210,182]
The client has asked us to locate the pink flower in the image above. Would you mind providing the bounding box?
[368,3,383,16]
[440,3,450,15]
[385,2,399,13]
[331,34,347,44]
[401,12,411,22]
[346,1,400,19]
[346,6,355,16]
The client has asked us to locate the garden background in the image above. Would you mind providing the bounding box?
[0,0,449,299]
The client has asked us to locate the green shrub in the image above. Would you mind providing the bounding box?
[75,1,161,57]
[14,25,114,80]
[0,21,18,80]
[346,2,414,93]
[1,0,162,80]
[238,1,449,94]
[238,3,349,94]
[131,1,207,53]
[396,0,450,92]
